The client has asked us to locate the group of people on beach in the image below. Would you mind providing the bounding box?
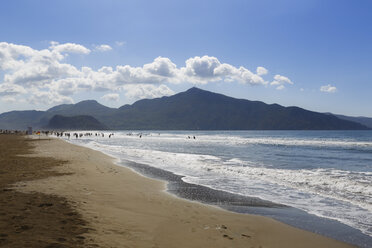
[0,129,25,135]
[49,132,115,139]
[19,129,198,141]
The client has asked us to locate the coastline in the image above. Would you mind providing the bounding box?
[120,158,371,247]
[16,136,355,248]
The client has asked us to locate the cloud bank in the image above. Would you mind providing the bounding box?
[0,41,293,105]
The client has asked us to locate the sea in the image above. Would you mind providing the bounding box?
[59,130,372,247]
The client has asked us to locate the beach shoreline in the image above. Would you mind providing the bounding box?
[14,136,356,247]
[118,158,371,247]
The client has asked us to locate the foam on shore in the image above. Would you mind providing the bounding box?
[15,137,357,248]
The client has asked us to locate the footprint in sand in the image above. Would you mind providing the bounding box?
[223,234,234,240]
[241,233,251,238]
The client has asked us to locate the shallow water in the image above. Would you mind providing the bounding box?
[60,130,372,246]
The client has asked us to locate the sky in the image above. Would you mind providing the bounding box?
[0,0,371,117]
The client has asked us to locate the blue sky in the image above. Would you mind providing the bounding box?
[0,0,371,117]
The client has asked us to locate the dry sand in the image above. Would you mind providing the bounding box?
[15,137,354,248]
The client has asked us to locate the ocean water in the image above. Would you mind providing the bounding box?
[60,130,372,242]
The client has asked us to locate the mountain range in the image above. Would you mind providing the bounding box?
[0,87,370,130]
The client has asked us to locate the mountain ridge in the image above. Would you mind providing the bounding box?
[107,87,368,130]
[0,87,370,130]
[331,114,372,129]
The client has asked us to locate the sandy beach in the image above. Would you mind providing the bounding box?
[0,135,89,248]
[3,135,355,247]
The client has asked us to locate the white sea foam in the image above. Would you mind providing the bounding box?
[197,134,372,149]
[66,130,372,149]
[106,147,371,208]
[61,131,372,237]
[116,131,372,148]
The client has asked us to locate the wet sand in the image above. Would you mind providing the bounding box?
[120,159,371,247]
[5,135,355,247]
[0,135,93,248]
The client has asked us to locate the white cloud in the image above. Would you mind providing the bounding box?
[27,89,73,105]
[47,78,81,96]
[50,41,90,54]
[0,42,294,106]
[1,96,16,103]
[94,44,112,52]
[143,56,177,77]
[256,66,268,76]
[271,74,293,86]
[0,83,26,96]
[101,93,119,102]
[1,41,81,89]
[276,85,285,90]
[320,84,337,93]
[115,41,125,47]
[184,56,221,79]
[123,84,174,100]
[182,55,266,85]
[0,42,37,70]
